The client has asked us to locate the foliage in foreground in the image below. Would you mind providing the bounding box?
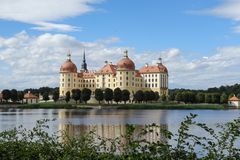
[0,114,239,160]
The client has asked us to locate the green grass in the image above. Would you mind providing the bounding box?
[116,103,225,110]
[17,102,92,109]
[16,101,226,110]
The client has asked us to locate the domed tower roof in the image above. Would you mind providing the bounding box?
[117,50,135,70]
[60,53,77,73]
[139,58,168,74]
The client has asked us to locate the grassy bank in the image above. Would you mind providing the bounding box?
[116,103,225,110]
[17,102,92,109]
[14,101,227,110]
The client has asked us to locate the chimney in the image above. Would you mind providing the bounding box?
[104,61,108,65]
[145,63,149,67]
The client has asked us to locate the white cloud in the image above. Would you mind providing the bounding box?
[0,0,103,32]
[197,0,240,33]
[0,31,240,90]
[31,22,81,32]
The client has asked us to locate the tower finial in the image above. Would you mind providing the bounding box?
[157,57,162,66]
[67,50,71,60]
[124,50,128,57]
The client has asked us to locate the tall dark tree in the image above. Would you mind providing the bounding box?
[72,89,81,104]
[196,93,205,103]
[149,91,156,102]
[212,93,220,104]
[95,89,104,104]
[168,92,175,101]
[237,93,240,99]
[161,94,167,102]
[122,89,130,104]
[220,92,228,104]
[42,92,49,102]
[52,89,59,103]
[154,91,160,101]
[2,89,11,102]
[134,90,144,103]
[81,88,92,104]
[39,87,52,96]
[143,91,151,103]
[104,88,113,104]
[65,91,71,103]
[228,93,234,99]
[205,94,212,104]
[17,91,24,104]
[175,92,182,102]
[11,89,18,102]
[113,88,122,104]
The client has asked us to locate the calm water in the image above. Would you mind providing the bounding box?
[0,108,240,141]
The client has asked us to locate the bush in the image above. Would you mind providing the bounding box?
[0,114,239,159]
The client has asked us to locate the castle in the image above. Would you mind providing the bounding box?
[59,50,168,97]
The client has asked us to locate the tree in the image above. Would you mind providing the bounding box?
[161,94,167,102]
[113,88,122,104]
[149,91,156,102]
[104,88,113,104]
[2,89,11,102]
[175,92,182,102]
[42,92,49,102]
[134,90,144,103]
[52,90,59,103]
[39,87,52,96]
[154,91,160,101]
[143,91,151,103]
[168,92,175,101]
[65,91,71,103]
[237,93,240,99]
[220,92,228,104]
[95,89,104,104]
[81,88,92,104]
[228,93,234,99]
[212,93,220,104]
[72,89,81,104]
[11,89,18,102]
[196,93,205,103]
[205,94,212,104]
[122,89,130,104]
[17,91,24,104]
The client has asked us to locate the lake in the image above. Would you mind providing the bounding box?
[0,108,239,142]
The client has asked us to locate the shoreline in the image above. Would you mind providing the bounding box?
[0,102,231,110]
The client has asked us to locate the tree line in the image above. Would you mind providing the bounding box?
[0,87,59,103]
[53,88,162,104]
[0,89,24,103]
[169,88,239,104]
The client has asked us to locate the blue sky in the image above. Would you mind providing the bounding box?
[0,0,240,89]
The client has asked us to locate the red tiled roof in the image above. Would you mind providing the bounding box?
[229,96,240,101]
[83,72,95,78]
[135,71,142,77]
[24,92,38,99]
[139,64,168,73]
[97,64,117,74]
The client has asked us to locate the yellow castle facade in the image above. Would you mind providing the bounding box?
[59,50,168,97]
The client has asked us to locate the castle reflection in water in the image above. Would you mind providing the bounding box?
[58,109,168,143]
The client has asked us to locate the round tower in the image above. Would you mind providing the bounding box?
[59,53,78,96]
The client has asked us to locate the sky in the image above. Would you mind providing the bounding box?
[0,0,240,90]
